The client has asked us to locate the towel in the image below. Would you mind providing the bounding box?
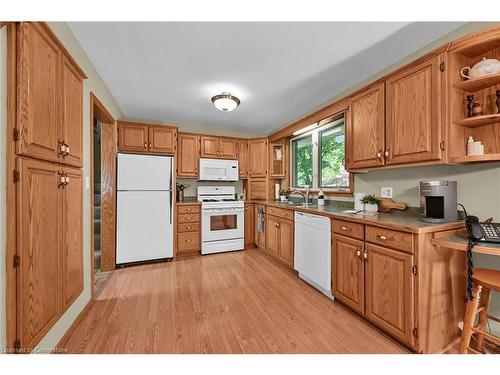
[257,208,264,232]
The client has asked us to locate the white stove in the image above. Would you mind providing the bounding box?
[197,186,244,255]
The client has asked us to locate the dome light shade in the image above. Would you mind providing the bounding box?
[211,92,240,112]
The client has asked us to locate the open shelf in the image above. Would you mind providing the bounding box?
[450,153,500,164]
[454,113,500,127]
[453,73,500,92]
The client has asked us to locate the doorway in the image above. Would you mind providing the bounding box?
[90,93,116,297]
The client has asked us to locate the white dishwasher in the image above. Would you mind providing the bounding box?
[294,211,332,297]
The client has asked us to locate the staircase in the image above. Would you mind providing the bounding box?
[94,182,101,271]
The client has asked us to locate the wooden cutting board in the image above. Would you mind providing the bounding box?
[378,198,407,213]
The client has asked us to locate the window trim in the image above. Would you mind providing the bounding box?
[290,117,352,194]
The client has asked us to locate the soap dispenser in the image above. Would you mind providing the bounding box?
[318,189,325,206]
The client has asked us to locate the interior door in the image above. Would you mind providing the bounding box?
[61,167,83,309]
[148,125,176,154]
[61,56,83,167]
[17,157,62,349]
[364,243,415,346]
[332,234,365,314]
[118,122,148,152]
[200,136,220,158]
[348,83,385,169]
[17,22,62,163]
[277,218,294,268]
[385,54,444,165]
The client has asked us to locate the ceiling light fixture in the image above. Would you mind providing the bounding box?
[211,92,240,112]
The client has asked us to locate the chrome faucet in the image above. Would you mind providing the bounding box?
[289,186,310,205]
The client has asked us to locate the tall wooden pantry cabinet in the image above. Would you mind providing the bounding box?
[13,22,86,351]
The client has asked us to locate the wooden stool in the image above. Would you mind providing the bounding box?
[459,268,500,354]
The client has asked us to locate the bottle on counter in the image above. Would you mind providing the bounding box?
[467,136,474,156]
[318,189,325,206]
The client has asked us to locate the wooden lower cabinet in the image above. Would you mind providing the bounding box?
[266,213,294,269]
[332,234,365,315]
[62,167,84,309]
[276,217,294,269]
[16,157,83,349]
[364,243,415,346]
[244,203,254,248]
[266,215,279,258]
[254,204,266,250]
[176,204,201,256]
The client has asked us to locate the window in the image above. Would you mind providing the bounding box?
[291,116,350,192]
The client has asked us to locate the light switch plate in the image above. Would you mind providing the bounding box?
[381,187,393,198]
[85,176,90,190]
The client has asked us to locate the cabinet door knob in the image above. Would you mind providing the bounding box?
[356,249,362,258]
[186,208,192,211]
[186,226,192,229]
[149,143,152,148]
[377,150,382,160]
[144,142,147,149]
[341,226,351,231]
[363,250,368,260]
[186,239,192,243]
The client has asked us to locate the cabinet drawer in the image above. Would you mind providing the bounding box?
[365,225,413,253]
[177,232,200,252]
[332,219,364,240]
[177,205,200,214]
[267,206,294,220]
[177,222,200,233]
[178,213,200,224]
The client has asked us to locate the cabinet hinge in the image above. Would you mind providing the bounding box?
[440,141,446,151]
[412,265,418,275]
[13,128,20,141]
[13,339,21,353]
[13,170,20,183]
[412,328,419,338]
[13,254,20,268]
[439,62,445,72]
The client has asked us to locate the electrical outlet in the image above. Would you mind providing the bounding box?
[381,187,393,198]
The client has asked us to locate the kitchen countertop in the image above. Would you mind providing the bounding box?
[176,197,200,205]
[250,200,464,234]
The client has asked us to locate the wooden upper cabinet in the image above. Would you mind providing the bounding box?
[200,136,237,159]
[177,133,200,177]
[237,139,249,178]
[118,121,178,154]
[348,83,385,170]
[17,158,62,349]
[333,234,365,315]
[118,122,148,152]
[61,56,83,167]
[17,22,62,163]
[385,54,444,165]
[16,22,85,166]
[269,142,286,178]
[200,136,220,158]
[62,167,83,309]
[249,138,268,178]
[364,243,415,346]
[220,137,238,159]
[148,125,177,154]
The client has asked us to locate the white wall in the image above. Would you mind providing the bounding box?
[0,26,8,351]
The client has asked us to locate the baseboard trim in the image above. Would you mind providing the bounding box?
[56,298,93,351]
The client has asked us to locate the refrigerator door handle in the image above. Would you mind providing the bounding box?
[169,191,173,225]
[169,157,173,225]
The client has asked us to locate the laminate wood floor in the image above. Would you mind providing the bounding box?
[62,249,408,353]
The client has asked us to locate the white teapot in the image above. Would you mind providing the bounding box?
[461,57,500,80]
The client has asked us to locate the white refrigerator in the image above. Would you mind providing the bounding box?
[116,153,174,265]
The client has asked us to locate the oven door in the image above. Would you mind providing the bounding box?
[202,207,244,242]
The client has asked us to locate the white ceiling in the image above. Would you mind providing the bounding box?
[69,22,463,137]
